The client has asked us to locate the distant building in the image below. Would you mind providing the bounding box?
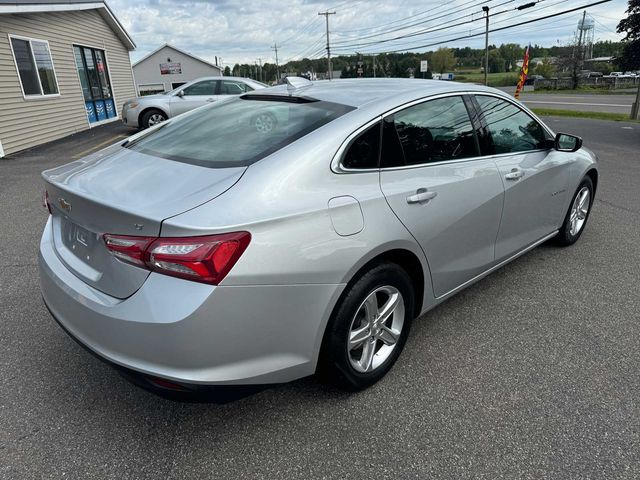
[0,0,136,157]
[132,44,222,95]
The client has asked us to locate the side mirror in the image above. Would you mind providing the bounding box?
[176,90,185,98]
[554,132,582,152]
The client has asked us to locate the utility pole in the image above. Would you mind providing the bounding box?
[482,6,489,86]
[372,54,377,78]
[632,83,640,120]
[572,10,587,90]
[271,43,280,82]
[318,10,336,80]
[258,58,263,83]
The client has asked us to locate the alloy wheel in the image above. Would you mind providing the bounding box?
[254,114,274,133]
[148,113,165,126]
[569,186,590,236]
[347,286,405,373]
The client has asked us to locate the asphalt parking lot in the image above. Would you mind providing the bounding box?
[1,117,639,479]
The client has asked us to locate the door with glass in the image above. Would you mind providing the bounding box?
[74,46,117,123]
[473,95,570,261]
[379,95,505,298]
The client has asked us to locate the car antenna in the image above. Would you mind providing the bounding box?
[285,76,313,96]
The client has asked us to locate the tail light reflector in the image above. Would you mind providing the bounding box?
[103,232,250,285]
[42,190,52,214]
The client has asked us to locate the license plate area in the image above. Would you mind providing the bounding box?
[61,218,100,260]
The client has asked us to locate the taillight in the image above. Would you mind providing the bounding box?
[103,232,251,285]
[42,190,52,214]
[103,234,155,267]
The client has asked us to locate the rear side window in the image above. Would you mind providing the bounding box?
[475,95,548,154]
[127,97,354,168]
[221,80,253,94]
[382,96,478,168]
[342,123,380,169]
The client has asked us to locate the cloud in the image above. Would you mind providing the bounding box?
[107,0,628,66]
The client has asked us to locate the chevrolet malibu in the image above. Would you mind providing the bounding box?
[40,78,597,393]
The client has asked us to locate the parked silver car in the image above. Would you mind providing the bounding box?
[41,78,598,393]
[122,76,267,129]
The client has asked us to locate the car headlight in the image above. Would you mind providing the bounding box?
[126,101,139,109]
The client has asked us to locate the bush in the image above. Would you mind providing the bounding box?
[488,73,520,87]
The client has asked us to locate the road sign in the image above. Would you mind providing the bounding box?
[420,60,428,72]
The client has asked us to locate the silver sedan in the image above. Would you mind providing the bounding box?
[40,78,598,393]
[122,76,267,129]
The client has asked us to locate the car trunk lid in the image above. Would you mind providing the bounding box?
[43,144,246,298]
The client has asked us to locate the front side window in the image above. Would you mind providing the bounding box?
[127,97,354,168]
[10,36,59,96]
[342,123,380,169]
[475,95,548,154]
[182,80,217,96]
[382,96,478,168]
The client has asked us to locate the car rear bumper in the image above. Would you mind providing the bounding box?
[39,217,344,385]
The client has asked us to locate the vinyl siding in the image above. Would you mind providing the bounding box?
[133,45,222,91]
[0,9,135,156]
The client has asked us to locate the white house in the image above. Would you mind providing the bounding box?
[132,43,222,95]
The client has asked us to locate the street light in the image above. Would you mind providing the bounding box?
[483,6,489,86]
[482,2,537,86]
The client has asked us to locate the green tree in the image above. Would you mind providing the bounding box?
[617,0,640,69]
[499,43,524,71]
[223,66,231,76]
[534,58,555,78]
[431,47,456,74]
[488,49,505,73]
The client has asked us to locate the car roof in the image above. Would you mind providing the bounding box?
[246,78,501,109]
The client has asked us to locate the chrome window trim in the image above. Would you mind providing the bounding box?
[331,116,383,174]
[332,90,556,174]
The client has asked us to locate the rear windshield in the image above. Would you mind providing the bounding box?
[126,96,354,168]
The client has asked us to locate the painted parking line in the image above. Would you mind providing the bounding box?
[522,100,632,107]
[71,134,128,159]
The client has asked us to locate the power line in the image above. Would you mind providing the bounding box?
[333,0,524,50]
[333,0,500,45]
[334,0,612,55]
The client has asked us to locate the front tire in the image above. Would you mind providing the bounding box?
[318,262,415,391]
[554,176,594,246]
[140,109,167,129]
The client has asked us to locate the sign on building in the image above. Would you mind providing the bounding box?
[159,62,182,75]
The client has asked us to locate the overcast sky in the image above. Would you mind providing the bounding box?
[108,0,629,67]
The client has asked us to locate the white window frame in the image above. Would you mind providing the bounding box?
[8,34,61,99]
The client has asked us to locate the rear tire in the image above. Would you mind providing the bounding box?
[554,176,594,246]
[318,262,414,391]
[140,109,167,129]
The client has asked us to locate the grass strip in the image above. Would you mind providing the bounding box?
[531,108,638,123]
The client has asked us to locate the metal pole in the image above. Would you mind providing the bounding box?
[318,11,336,79]
[632,83,640,120]
[483,6,489,86]
[573,11,587,90]
[272,43,280,82]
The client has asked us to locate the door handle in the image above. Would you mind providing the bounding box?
[505,169,525,181]
[406,188,437,204]
[206,98,216,102]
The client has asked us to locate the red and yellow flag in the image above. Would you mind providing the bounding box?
[514,45,530,99]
